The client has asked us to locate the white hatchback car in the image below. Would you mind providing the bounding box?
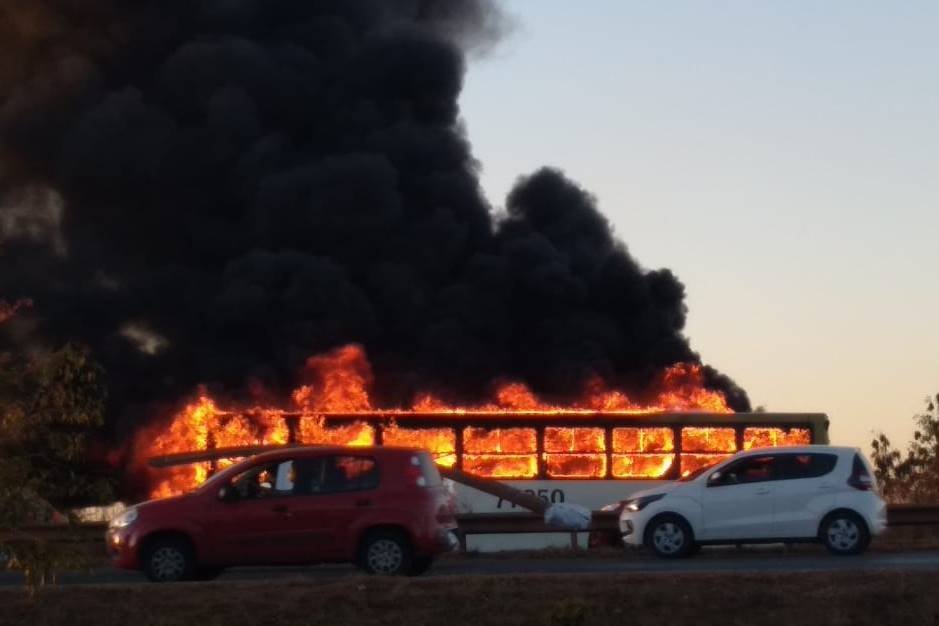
[618,446,886,557]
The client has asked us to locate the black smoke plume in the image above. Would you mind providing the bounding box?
[0,0,750,439]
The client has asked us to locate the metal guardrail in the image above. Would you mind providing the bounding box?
[3,505,938,547]
[454,506,939,550]
[0,523,107,544]
[883,504,939,527]
[457,511,617,534]
[458,505,939,534]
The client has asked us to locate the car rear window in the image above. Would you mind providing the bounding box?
[298,455,379,494]
[779,453,838,480]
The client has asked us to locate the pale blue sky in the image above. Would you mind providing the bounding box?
[459,0,939,452]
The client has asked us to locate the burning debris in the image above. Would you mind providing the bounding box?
[2,1,754,497]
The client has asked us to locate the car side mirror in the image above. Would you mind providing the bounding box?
[218,485,238,502]
[707,471,722,486]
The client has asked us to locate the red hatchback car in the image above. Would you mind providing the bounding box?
[107,446,459,582]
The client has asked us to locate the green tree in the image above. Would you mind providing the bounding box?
[871,394,939,504]
[0,343,114,591]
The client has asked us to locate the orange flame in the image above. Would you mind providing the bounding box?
[292,344,373,412]
[133,344,807,497]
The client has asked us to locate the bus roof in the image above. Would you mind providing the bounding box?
[261,410,828,422]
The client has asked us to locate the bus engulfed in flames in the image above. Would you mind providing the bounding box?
[133,344,812,499]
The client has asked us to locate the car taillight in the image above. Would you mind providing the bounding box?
[407,456,427,487]
[848,454,874,491]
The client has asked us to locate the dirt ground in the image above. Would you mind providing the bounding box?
[2,570,937,626]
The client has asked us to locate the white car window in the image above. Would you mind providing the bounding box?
[709,455,777,486]
[778,453,837,480]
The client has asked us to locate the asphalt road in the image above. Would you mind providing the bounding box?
[3,550,939,587]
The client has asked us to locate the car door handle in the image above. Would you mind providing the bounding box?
[356,498,372,507]
[755,488,771,495]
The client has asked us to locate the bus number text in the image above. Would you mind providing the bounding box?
[496,489,565,509]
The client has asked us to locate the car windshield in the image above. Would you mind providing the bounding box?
[678,461,721,482]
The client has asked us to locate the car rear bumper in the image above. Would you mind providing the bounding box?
[437,530,460,552]
[870,499,888,535]
[414,525,460,556]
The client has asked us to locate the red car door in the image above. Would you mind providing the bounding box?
[284,454,382,562]
[202,459,313,565]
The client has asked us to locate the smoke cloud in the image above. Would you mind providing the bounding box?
[0,0,749,437]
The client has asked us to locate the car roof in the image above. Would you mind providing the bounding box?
[737,444,858,456]
[248,445,422,463]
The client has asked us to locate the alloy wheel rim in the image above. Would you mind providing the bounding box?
[151,546,186,581]
[653,522,685,554]
[367,539,404,574]
[827,518,860,551]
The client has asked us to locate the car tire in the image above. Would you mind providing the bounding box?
[820,511,870,556]
[143,537,196,583]
[645,515,695,559]
[408,555,434,576]
[358,530,413,576]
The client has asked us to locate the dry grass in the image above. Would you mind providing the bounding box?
[2,570,938,626]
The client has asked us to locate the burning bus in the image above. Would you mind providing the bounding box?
[133,407,826,551]
[130,345,827,550]
[139,405,825,506]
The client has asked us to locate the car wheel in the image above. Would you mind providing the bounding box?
[143,537,195,583]
[408,555,434,576]
[646,515,695,559]
[821,512,870,555]
[359,530,412,576]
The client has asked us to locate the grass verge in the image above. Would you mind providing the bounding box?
[2,570,937,626]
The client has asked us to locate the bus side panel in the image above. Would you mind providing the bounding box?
[451,479,661,514]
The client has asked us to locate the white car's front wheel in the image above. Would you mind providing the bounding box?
[645,515,695,559]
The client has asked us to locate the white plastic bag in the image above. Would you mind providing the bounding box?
[544,502,592,531]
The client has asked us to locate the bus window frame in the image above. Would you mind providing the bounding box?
[288,414,820,482]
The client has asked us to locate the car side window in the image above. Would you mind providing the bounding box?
[231,460,295,499]
[296,456,379,495]
[779,453,838,480]
[709,455,777,487]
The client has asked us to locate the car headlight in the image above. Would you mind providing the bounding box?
[109,508,138,529]
[623,494,665,512]
[600,502,623,512]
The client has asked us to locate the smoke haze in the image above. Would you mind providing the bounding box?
[0,0,750,437]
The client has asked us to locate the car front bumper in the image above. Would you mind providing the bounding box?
[106,527,141,569]
[619,515,644,546]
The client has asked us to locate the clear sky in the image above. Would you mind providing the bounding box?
[459,0,939,453]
